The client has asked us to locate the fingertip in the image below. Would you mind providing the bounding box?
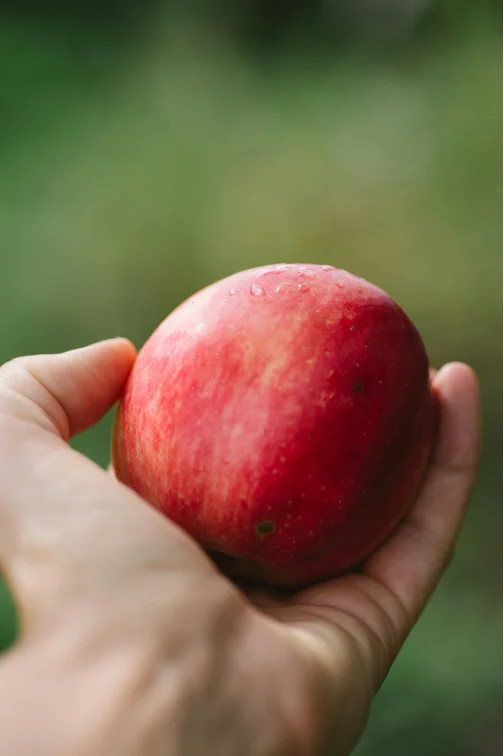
[108,337,137,356]
[433,362,481,429]
[431,361,481,471]
[0,338,140,439]
[84,337,137,365]
[70,338,138,391]
[107,338,137,375]
[434,361,479,394]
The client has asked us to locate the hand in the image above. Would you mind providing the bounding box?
[0,339,480,756]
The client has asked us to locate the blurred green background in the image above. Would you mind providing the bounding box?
[0,2,502,753]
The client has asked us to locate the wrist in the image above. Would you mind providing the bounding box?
[1,576,253,756]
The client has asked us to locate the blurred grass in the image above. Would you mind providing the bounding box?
[0,8,501,754]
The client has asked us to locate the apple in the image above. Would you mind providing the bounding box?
[112,263,437,588]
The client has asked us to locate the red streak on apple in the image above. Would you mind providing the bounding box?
[112,264,437,588]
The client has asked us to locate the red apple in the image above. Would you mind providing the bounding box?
[112,263,437,588]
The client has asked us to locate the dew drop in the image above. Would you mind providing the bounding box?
[298,267,316,279]
[297,282,310,293]
[275,281,291,294]
[229,288,238,296]
[250,284,265,297]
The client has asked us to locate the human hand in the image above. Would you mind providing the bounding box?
[0,339,480,756]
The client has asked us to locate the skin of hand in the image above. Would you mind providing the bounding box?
[0,339,480,756]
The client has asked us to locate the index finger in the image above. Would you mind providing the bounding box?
[364,362,481,622]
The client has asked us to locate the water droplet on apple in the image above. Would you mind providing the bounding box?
[229,288,238,295]
[322,265,333,271]
[297,282,310,293]
[298,268,315,279]
[275,282,291,293]
[250,284,264,297]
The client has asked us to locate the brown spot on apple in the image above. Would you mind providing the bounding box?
[256,520,276,536]
[301,550,320,562]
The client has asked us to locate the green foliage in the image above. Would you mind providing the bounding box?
[0,580,17,651]
[0,6,501,753]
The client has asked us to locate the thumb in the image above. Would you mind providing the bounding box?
[0,339,228,643]
[0,339,136,439]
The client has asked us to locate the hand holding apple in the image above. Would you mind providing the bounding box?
[0,336,480,756]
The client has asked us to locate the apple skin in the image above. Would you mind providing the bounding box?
[112,263,437,588]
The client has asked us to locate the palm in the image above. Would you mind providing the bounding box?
[239,574,394,755]
[217,363,480,753]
